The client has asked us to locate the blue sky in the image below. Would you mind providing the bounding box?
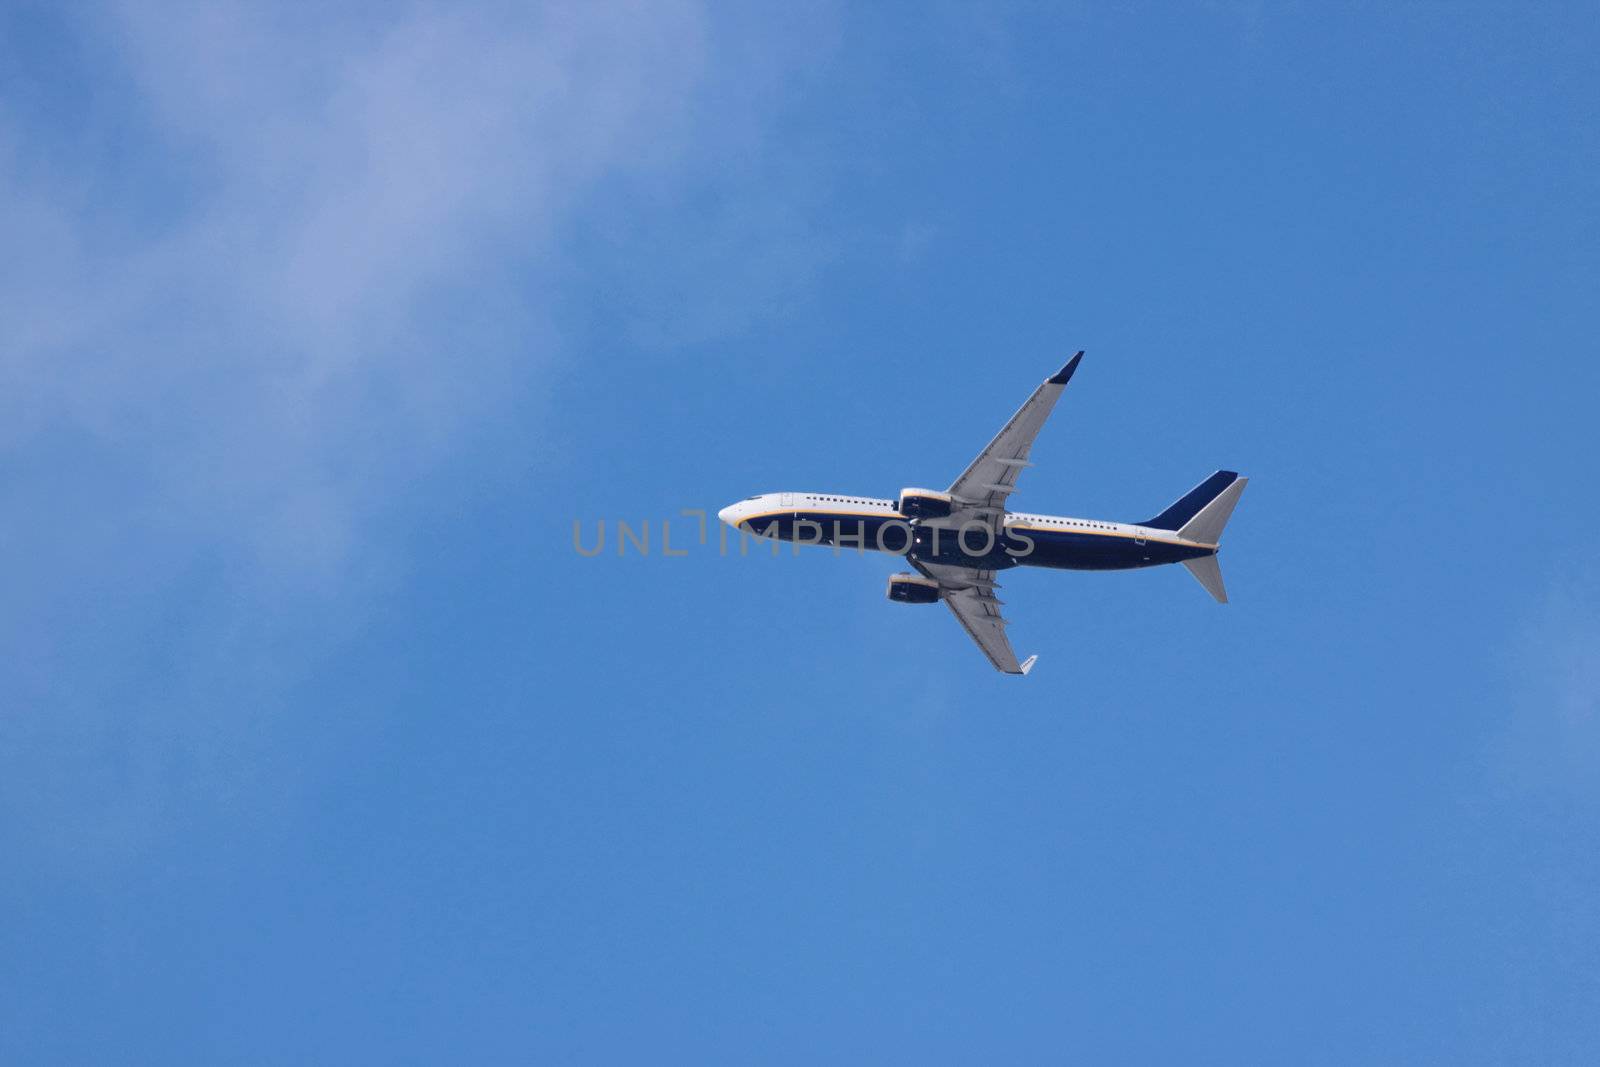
[3,2,1598,1062]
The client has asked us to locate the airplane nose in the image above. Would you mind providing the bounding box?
[717,504,737,526]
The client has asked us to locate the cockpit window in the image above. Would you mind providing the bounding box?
[745,495,762,500]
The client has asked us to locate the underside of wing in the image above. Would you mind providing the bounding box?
[911,560,1037,675]
[943,352,1083,527]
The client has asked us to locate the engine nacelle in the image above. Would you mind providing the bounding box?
[896,487,953,520]
[886,573,941,604]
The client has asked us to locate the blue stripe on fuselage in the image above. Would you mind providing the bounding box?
[737,511,1214,571]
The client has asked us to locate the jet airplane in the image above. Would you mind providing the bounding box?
[717,354,1246,674]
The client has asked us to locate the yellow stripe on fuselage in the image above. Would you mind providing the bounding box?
[735,507,895,525]
[1007,523,1216,551]
[733,507,1218,551]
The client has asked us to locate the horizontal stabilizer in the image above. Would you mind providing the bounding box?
[1182,554,1228,603]
[1178,476,1248,545]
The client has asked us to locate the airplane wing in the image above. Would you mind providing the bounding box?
[911,354,1081,674]
[942,351,1083,531]
[911,560,1038,676]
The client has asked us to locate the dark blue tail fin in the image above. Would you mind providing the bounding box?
[1141,471,1241,531]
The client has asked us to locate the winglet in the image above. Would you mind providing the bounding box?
[1018,654,1039,676]
[1048,351,1084,385]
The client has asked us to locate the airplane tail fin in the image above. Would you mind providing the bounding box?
[1142,471,1248,544]
[1144,471,1248,603]
[1182,554,1228,603]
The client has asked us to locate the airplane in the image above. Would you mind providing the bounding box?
[716,353,1247,675]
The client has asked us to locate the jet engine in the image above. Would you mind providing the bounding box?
[895,487,953,520]
[886,573,941,604]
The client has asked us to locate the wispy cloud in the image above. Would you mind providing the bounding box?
[0,1,835,858]
[1498,570,1600,801]
[7,2,715,564]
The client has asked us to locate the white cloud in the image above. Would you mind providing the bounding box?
[1499,571,1600,800]
[0,0,835,858]
[6,2,716,557]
